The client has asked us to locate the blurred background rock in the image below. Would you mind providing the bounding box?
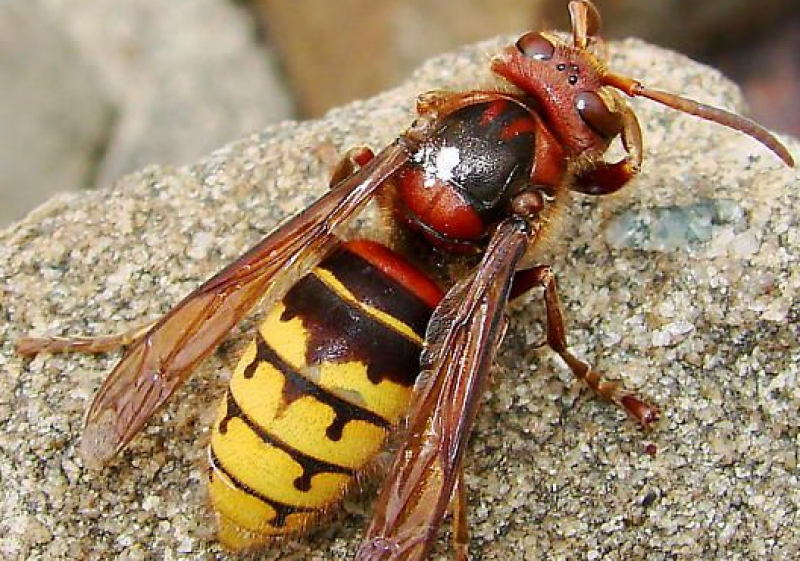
[1,0,797,226]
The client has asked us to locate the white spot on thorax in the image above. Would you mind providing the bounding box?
[416,145,461,187]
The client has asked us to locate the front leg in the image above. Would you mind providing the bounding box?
[328,145,376,187]
[572,102,643,195]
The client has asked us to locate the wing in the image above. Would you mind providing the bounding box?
[80,141,412,467]
[355,218,532,561]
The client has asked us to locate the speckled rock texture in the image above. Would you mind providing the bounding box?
[1,36,798,560]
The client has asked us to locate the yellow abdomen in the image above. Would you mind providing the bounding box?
[207,242,442,550]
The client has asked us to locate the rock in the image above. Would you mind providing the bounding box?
[1,36,798,560]
[253,0,545,116]
[40,0,294,186]
[0,0,294,228]
[0,0,114,228]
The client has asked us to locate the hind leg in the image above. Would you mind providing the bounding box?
[511,265,659,427]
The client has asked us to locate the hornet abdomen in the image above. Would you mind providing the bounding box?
[208,240,442,550]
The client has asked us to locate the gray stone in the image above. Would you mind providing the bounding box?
[40,0,294,186]
[0,0,114,227]
[1,36,798,560]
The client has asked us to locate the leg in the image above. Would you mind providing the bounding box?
[571,158,637,196]
[517,265,658,427]
[328,145,375,188]
[327,145,402,239]
[16,321,155,357]
[450,466,470,561]
[572,102,642,196]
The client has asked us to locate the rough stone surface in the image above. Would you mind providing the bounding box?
[1,37,799,560]
[0,0,114,227]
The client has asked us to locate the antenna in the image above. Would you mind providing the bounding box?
[604,72,794,167]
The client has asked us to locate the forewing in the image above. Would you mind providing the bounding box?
[80,142,411,466]
[356,218,531,561]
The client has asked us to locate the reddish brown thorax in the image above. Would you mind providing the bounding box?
[392,99,541,253]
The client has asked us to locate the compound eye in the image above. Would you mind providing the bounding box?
[576,91,622,138]
[516,32,555,61]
